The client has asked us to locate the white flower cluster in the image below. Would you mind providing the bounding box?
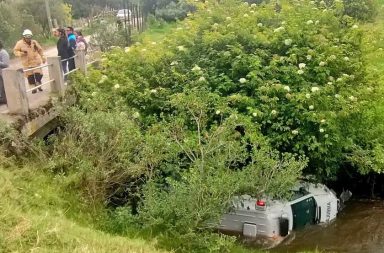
[239,78,247,84]
[311,87,320,92]
[192,65,202,72]
[177,45,186,52]
[299,63,306,69]
[98,75,108,84]
[274,27,285,33]
[284,39,293,46]
[319,61,326,67]
[132,112,140,119]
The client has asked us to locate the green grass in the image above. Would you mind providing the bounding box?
[136,22,178,43]
[0,158,169,253]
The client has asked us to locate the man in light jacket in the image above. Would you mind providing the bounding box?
[13,29,46,94]
[0,39,9,104]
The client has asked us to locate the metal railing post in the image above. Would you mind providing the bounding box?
[75,50,87,75]
[2,68,29,115]
[47,56,65,97]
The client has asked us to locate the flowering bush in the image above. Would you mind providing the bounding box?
[78,0,380,177]
[315,0,378,22]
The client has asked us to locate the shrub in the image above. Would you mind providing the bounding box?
[316,0,378,22]
[83,0,377,177]
[155,1,195,21]
[136,88,305,252]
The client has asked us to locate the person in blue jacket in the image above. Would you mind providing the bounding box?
[66,26,76,71]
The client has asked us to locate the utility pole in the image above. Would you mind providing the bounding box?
[45,0,54,32]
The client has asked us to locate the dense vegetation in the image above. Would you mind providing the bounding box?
[1,0,384,252]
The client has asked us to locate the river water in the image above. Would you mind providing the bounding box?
[270,200,384,253]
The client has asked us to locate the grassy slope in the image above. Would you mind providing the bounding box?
[136,22,178,43]
[0,161,168,253]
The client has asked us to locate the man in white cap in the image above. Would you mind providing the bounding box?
[13,29,46,94]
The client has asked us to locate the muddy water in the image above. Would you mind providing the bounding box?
[270,201,384,253]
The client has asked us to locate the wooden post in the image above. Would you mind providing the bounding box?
[47,56,65,97]
[74,51,87,75]
[2,68,29,115]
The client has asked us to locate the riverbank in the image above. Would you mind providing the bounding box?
[0,158,168,253]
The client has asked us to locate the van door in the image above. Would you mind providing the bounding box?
[291,197,316,229]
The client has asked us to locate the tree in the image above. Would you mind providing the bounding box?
[17,0,72,32]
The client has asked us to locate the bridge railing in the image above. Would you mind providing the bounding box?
[2,50,98,115]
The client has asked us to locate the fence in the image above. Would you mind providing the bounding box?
[2,50,98,115]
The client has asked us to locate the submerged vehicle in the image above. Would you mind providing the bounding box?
[219,182,351,246]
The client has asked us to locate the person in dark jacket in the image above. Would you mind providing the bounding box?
[66,26,76,71]
[55,28,70,75]
[0,39,10,104]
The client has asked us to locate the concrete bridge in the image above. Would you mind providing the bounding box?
[0,51,99,138]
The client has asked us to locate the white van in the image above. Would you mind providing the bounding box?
[219,182,348,245]
[116,9,132,21]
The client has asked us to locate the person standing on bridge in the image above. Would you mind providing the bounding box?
[0,40,10,104]
[13,29,46,94]
[54,28,70,75]
[66,26,76,71]
[75,31,88,53]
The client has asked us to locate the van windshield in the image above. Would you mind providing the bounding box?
[118,10,129,15]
